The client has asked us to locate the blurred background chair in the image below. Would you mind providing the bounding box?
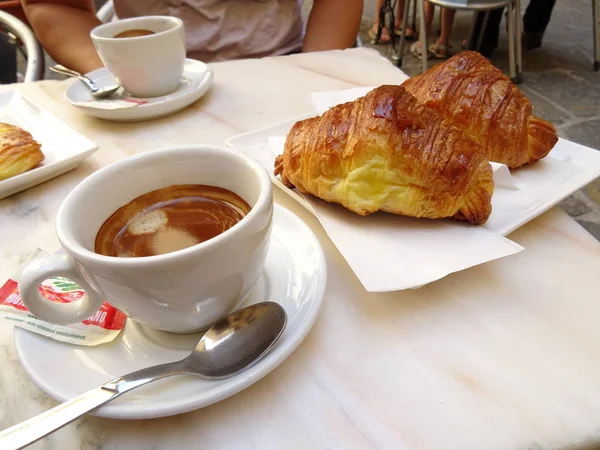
[96,0,115,23]
[0,8,44,83]
[397,0,523,83]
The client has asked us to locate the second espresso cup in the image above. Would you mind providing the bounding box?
[90,16,186,98]
[18,146,273,333]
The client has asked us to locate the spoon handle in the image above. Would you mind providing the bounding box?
[0,361,190,450]
[0,386,117,450]
[49,64,99,92]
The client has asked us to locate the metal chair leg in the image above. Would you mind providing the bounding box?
[506,0,517,83]
[397,0,412,67]
[418,0,428,73]
[593,0,600,71]
[388,0,398,61]
[514,0,523,83]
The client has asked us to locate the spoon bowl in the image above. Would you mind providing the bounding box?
[0,301,286,450]
[187,301,287,379]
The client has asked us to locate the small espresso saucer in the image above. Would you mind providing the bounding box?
[64,59,214,122]
[14,205,326,420]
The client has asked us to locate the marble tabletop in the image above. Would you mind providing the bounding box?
[1,48,600,450]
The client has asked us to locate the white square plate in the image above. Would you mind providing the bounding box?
[0,91,98,200]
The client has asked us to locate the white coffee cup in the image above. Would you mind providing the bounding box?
[19,146,273,333]
[90,16,186,98]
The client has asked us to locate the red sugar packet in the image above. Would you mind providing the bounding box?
[0,249,127,346]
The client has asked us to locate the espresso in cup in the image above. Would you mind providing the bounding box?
[113,29,156,38]
[95,184,251,257]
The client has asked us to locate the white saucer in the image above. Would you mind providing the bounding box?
[65,59,214,122]
[14,204,326,419]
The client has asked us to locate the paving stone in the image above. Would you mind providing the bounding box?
[520,85,572,126]
[523,70,600,118]
[577,220,600,241]
[559,194,592,217]
[561,119,600,151]
[585,178,600,205]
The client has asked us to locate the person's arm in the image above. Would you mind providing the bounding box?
[302,0,363,52]
[22,0,104,74]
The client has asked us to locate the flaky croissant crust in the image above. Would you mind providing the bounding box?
[275,85,494,225]
[0,122,44,181]
[402,51,558,169]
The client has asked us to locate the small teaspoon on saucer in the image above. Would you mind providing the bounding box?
[50,64,121,99]
[0,301,287,450]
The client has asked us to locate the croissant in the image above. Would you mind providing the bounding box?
[402,51,558,169]
[274,85,494,225]
[0,123,44,181]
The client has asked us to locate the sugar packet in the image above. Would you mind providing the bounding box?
[0,249,127,346]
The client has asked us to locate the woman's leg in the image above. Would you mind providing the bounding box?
[436,8,456,46]
[394,0,415,35]
[410,1,435,56]
[394,0,405,27]
[370,0,391,42]
[428,7,456,58]
[424,1,435,36]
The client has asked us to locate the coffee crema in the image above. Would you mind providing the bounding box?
[113,29,155,39]
[95,185,251,257]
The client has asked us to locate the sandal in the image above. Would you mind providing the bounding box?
[428,42,452,59]
[394,26,416,40]
[410,42,430,60]
[368,26,391,44]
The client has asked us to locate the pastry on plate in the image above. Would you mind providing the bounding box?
[0,122,44,181]
[402,50,558,169]
[274,85,494,225]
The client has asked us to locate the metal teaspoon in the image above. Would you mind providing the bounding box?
[0,301,287,450]
[50,64,121,99]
